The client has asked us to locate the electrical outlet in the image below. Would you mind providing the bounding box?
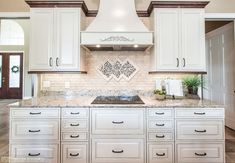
[65,82,70,89]
[43,81,50,88]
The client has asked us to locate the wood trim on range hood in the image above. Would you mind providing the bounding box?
[25,1,209,17]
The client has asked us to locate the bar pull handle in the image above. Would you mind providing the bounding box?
[195,152,207,156]
[112,150,124,153]
[112,121,124,124]
[29,129,41,133]
[28,153,40,157]
[49,57,53,67]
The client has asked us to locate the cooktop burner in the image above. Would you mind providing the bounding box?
[91,95,145,105]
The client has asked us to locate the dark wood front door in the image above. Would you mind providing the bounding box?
[0,53,23,99]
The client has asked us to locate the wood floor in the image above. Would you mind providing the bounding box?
[0,100,235,163]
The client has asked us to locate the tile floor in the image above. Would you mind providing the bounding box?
[0,99,234,163]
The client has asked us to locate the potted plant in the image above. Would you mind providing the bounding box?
[182,76,202,95]
[154,89,166,100]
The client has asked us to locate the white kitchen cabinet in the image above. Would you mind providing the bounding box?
[29,9,54,71]
[181,9,206,71]
[29,8,86,72]
[152,8,206,72]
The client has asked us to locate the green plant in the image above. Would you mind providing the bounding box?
[154,89,166,96]
[182,76,202,95]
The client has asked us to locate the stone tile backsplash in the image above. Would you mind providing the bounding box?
[40,51,188,96]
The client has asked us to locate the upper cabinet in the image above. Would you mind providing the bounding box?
[29,8,86,72]
[151,7,206,72]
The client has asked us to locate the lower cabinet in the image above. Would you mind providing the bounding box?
[9,107,225,163]
[91,139,145,163]
[176,143,225,163]
[10,144,59,163]
[61,143,88,163]
[148,143,174,163]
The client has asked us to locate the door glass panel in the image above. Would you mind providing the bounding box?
[9,55,20,88]
[0,55,2,88]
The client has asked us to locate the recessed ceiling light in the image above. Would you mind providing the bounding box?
[134,44,139,48]
[96,45,101,48]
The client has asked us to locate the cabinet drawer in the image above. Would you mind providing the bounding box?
[92,139,144,163]
[11,120,59,140]
[148,143,174,163]
[62,143,88,163]
[92,109,144,135]
[62,132,88,141]
[11,108,60,119]
[62,108,89,118]
[148,120,174,131]
[176,143,224,163]
[10,144,58,163]
[62,119,88,132]
[148,132,174,141]
[175,108,224,119]
[176,120,224,140]
[148,109,173,119]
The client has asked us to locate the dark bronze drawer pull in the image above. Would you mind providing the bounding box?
[70,112,80,115]
[156,153,165,157]
[112,150,124,153]
[29,112,41,115]
[112,121,124,124]
[156,123,165,127]
[28,153,40,157]
[195,152,207,156]
[156,135,165,138]
[29,129,41,133]
[70,123,80,127]
[70,153,79,157]
[194,112,206,115]
[155,112,165,115]
[70,135,80,138]
[195,129,207,133]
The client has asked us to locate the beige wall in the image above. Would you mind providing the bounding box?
[40,51,187,95]
[1,0,235,13]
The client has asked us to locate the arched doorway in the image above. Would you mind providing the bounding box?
[0,20,24,99]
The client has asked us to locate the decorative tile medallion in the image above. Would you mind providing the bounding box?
[98,59,139,81]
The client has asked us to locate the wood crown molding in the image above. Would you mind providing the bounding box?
[25,1,209,17]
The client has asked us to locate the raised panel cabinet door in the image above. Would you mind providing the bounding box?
[29,8,54,71]
[55,8,80,70]
[156,9,180,71]
[181,9,206,71]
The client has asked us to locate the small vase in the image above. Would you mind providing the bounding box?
[155,94,166,100]
[188,87,198,95]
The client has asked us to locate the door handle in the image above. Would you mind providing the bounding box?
[156,153,165,157]
[195,152,207,156]
[56,57,59,67]
[28,153,40,157]
[49,57,53,67]
[70,134,80,138]
[183,58,186,67]
[176,58,179,67]
[70,123,80,127]
[70,153,79,157]
[156,135,165,138]
[28,129,41,133]
[112,150,124,153]
[156,123,165,127]
[112,121,124,124]
[195,129,207,133]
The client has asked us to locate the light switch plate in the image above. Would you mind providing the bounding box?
[43,81,50,88]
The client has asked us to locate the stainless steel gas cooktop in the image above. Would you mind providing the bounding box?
[91,95,145,105]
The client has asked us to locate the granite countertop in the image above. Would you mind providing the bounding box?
[9,96,223,108]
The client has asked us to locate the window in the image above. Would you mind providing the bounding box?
[0,20,24,45]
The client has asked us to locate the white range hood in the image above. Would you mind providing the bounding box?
[81,0,153,51]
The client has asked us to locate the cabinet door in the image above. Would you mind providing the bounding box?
[55,8,80,70]
[156,9,180,71]
[181,9,206,71]
[29,9,54,71]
